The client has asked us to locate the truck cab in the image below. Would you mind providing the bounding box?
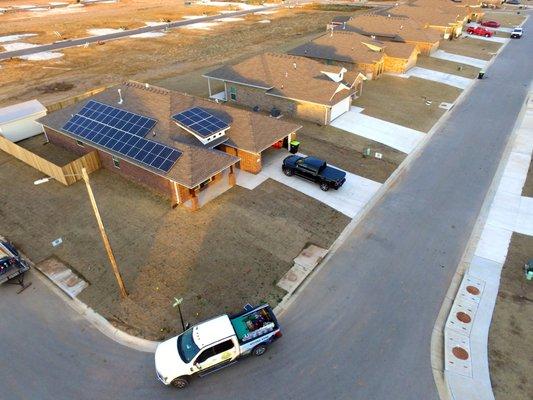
[155,304,281,388]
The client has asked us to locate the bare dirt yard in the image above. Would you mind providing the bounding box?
[488,233,533,400]
[0,152,350,339]
[17,134,80,165]
[352,75,462,132]
[0,5,369,107]
[438,36,502,61]
[416,55,480,78]
[522,156,533,198]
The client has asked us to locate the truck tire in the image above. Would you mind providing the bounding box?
[283,167,294,176]
[171,377,189,389]
[252,344,268,356]
[320,182,330,192]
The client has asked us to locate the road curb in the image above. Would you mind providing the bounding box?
[429,16,530,399]
[275,45,479,317]
[34,271,159,353]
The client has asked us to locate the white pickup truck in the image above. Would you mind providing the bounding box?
[155,304,282,388]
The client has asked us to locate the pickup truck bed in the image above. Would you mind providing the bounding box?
[230,305,279,344]
[0,241,30,286]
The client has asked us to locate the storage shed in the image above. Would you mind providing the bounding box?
[0,100,47,142]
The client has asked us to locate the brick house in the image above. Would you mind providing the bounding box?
[389,0,483,39]
[203,53,366,125]
[334,14,442,56]
[289,31,419,79]
[38,82,300,210]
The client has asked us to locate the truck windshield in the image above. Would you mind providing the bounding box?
[177,328,200,363]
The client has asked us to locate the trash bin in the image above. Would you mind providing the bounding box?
[478,71,485,79]
[289,140,300,154]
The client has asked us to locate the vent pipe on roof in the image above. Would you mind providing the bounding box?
[285,71,288,78]
[388,14,391,18]
[117,89,123,105]
[293,63,296,69]
[145,83,149,89]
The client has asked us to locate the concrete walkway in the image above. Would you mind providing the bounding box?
[444,91,533,400]
[405,67,473,89]
[431,49,489,69]
[236,150,382,218]
[331,106,426,153]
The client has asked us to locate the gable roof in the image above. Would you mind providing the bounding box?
[204,53,358,106]
[289,31,417,65]
[38,82,301,188]
[342,13,442,44]
[389,0,468,27]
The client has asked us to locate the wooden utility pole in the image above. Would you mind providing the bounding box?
[81,168,128,299]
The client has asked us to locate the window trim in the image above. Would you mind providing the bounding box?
[76,140,85,147]
[112,156,120,169]
[229,86,237,101]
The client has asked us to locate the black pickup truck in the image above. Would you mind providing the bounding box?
[282,155,346,191]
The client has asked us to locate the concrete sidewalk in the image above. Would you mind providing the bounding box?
[444,91,533,400]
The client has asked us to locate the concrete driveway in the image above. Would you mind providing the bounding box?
[236,150,382,218]
[331,106,426,153]
[462,34,509,44]
[405,67,473,89]
[431,49,489,69]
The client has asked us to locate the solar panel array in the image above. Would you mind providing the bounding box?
[62,101,181,173]
[172,107,229,138]
[78,100,157,137]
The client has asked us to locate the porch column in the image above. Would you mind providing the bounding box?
[189,189,199,211]
[171,181,180,208]
[228,165,236,187]
[207,78,212,98]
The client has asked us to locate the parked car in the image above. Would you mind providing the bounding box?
[466,26,494,37]
[481,20,500,28]
[506,0,520,5]
[155,304,282,389]
[510,27,523,38]
[282,155,346,191]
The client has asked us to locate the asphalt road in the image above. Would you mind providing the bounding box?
[1,18,532,400]
[0,4,280,61]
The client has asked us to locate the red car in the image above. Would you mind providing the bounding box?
[481,20,500,28]
[466,26,494,37]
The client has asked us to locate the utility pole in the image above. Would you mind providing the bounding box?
[81,168,128,299]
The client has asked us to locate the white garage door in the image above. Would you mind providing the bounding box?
[330,97,351,122]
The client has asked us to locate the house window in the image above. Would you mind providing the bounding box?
[76,140,85,147]
[229,86,237,101]
[112,156,120,169]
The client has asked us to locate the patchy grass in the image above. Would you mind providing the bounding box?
[489,233,533,400]
[302,3,370,12]
[416,56,480,78]
[353,75,462,132]
[0,152,349,340]
[296,120,404,183]
[439,37,502,60]
[483,11,527,28]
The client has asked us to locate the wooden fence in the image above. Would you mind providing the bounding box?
[0,135,101,185]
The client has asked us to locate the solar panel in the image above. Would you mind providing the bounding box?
[62,101,181,173]
[76,100,157,137]
[172,107,229,138]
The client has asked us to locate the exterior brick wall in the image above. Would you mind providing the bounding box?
[225,82,328,125]
[44,128,174,200]
[219,144,262,174]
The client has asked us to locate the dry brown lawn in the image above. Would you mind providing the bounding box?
[522,156,533,197]
[17,134,80,165]
[353,75,462,132]
[416,55,480,78]
[439,36,502,60]
[489,233,533,400]
[483,11,527,28]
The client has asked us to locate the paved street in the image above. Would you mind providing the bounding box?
[1,15,532,400]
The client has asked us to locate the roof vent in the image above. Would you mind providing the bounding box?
[388,14,391,18]
[117,89,123,105]
[293,63,296,69]
[145,83,149,89]
[285,71,288,77]
[400,25,403,29]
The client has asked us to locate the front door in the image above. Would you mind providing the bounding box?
[193,339,238,373]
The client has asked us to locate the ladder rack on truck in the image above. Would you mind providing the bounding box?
[0,240,31,293]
